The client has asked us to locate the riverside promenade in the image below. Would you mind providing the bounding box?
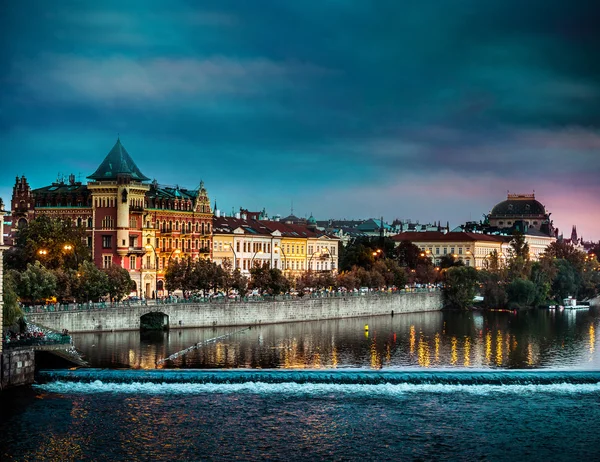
[25,290,442,333]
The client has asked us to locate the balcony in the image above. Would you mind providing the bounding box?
[127,247,146,255]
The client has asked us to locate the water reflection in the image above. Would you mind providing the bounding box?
[70,309,600,370]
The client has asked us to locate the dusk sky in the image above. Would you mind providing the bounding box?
[1,1,599,239]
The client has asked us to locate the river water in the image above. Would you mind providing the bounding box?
[2,308,600,461]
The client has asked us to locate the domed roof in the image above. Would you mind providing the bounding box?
[308,214,316,224]
[490,194,545,216]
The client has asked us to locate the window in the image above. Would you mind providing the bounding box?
[102,235,112,249]
[443,248,447,255]
[130,217,137,228]
[450,247,455,255]
[146,256,151,268]
[458,248,463,255]
[436,248,440,255]
[130,256,136,269]
[102,216,113,229]
[87,218,93,228]
[103,255,112,268]
[236,241,240,252]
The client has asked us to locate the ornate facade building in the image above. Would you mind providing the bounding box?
[8,139,213,298]
[488,193,554,236]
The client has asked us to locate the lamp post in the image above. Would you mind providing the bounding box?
[320,250,334,271]
[466,250,475,268]
[308,251,321,271]
[38,249,48,258]
[250,250,264,269]
[168,248,181,264]
[224,243,237,270]
[63,244,79,268]
[145,243,159,299]
[274,244,287,272]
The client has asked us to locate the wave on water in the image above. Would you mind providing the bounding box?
[35,369,600,395]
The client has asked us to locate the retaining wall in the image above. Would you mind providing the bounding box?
[0,348,35,390]
[27,292,442,333]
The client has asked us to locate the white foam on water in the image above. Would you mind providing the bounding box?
[35,380,600,396]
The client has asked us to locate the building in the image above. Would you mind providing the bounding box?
[8,138,213,298]
[392,231,504,268]
[488,193,554,236]
[0,199,8,353]
[212,216,282,275]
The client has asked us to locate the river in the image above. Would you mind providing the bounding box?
[2,308,599,461]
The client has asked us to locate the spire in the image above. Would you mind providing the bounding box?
[88,138,149,181]
[571,225,578,243]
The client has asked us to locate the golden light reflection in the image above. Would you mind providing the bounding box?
[463,337,471,367]
[370,341,381,369]
[418,335,430,367]
[434,333,440,363]
[450,337,458,365]
[589,324,595,356]
[331,346,338,368]
[527,343,534,366]
[385,343,391,363]
[485,331,492,364]
[409,325,416,354]
[496,331,503,366]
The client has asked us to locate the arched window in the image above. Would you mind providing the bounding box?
[87,217,93,228]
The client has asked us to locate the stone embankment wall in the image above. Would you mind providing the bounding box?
[27,292,442,333]
[0,348,35,390]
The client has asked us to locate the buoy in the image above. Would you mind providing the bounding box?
[364,324,369,331]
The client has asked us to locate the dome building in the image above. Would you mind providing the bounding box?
[488,193,553,235]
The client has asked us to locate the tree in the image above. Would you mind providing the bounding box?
[443,266,478,309]
[11,261,57,303]
[507,232,531,281]
[395,240,422,269]
[506,278,537,309]
[478,270,507,309]
[230,269,248,296]
[268,269,292,295]
[74,261,109,302]
[551,259,579,302]
[543,241,586,271]
[165,260,187,294]
[103,264,135,301]
[5,215,91,271]
[3,272,23,328]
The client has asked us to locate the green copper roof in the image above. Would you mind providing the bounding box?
[88,138,150,181]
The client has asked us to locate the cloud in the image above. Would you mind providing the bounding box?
[11,55,336,103]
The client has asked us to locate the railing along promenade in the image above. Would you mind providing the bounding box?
[22,288,440,314]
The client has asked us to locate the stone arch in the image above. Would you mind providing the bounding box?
[140,311,169,331]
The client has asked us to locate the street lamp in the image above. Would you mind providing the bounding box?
[308,251,321,271]
[466,250,475,268]
[274,244,287,272]
[250,250,264,269]
[320,249,334,271]
[224,243,237,270]
[63,244,79,268]
[168,248,181,264]
[38,249,48,257]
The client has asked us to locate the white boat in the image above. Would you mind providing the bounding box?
[562,296,590,310]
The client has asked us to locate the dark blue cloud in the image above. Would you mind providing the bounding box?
[1,0,599,238]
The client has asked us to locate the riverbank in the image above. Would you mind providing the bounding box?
[26,291,442,333]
